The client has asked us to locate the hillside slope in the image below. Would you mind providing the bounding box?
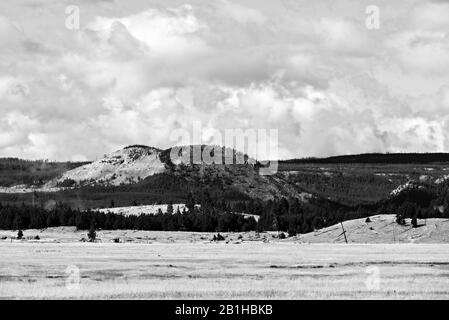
[50,146,166,187]
[0,158,87,187]
[297,214,449,243]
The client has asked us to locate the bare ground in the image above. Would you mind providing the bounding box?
[2,215,449,299]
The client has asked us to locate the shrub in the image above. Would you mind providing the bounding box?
[365,217,371,223]
[17,230,23,239]
[395,213,406,225]
[57,178,76,188]
[213,233,225,241]
[288,228,297,237]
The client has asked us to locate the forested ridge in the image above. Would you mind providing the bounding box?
[282,152,449,164]
[2,181,449,235]
[2,153,449,235]
[0,158,88,187]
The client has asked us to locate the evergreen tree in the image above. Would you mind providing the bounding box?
[411,216,418,228]
[186,192,195,213]
[88,224,96,242]
[167,201,174,215]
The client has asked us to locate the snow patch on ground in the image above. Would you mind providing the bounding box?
[93,204,259,221]
[0,184,62,194]
[435,174,449,184]
[390,180,422,196]
[94,204,190,216]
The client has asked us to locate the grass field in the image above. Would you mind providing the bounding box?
[1,241,449,299]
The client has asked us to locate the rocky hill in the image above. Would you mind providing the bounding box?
[50,146,165,187]
[0,145,308,202]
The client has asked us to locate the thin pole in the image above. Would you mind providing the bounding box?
[340,222,348,244]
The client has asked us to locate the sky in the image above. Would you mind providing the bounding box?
[1,0,449,161]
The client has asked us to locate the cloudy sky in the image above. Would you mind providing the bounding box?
[1,0,449,161]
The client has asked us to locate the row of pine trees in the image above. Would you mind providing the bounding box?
[1,187,448,234]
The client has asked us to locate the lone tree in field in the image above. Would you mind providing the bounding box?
[411,216,418,228]
[88,224,96,242]
[17,230,23,240]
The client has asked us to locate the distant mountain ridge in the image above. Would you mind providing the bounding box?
[282,153,449,164]
[3,147,449,208]
[4,150,449,167]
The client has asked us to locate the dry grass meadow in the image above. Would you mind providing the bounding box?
[1,240,449,299]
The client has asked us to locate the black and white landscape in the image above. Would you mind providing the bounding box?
[1,0,449,300]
